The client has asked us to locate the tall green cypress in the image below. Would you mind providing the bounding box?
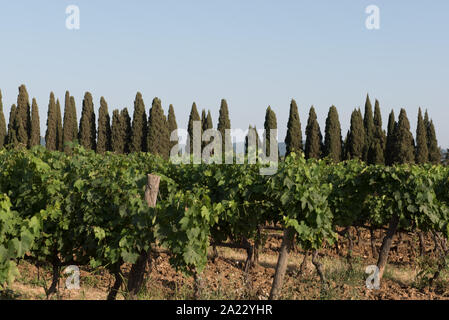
[29,98,40,147]
[56,99,63,151]
[415,108,428,164]
[7,105,18,146]
[217,99,231,154]
[263,106,278,158]
[187,102,201,154]
[0,90,6,148]
[147,97,170,159]
[202,110,213,151]
[78,92,96,150]
[427,120,440,164]
[97,97,112,154]
[63,91,78,152]
[245,125,260,157]
[385,110,396,166]
[304,106,322,159]
[111,109,123,154]
[130,92,147,153]
[121,108,132,154]
[392,109,415,164]
[45,92,57,151]
[323,106,342,162]
[363,94,375,162]
[346,109,365,160]
[167,104,178,152]
[15,85,31,147]
[285,99,302,156]
[370,100,386,164]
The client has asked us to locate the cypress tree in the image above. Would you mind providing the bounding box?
[202,110,213,151]
[323,105,342,162]
[346,109,365,160]
[29,98,40,147]
[78,92,96,150]
[371,100,386,164]
[97,97,112,154]
[263,106,278,158]
[385,110,396,165]
[111,109,125,154]
[217,99,231,154]
[0,90,6,148]
[415,108,428,164]
[130,92,147,153]
[56,99,63,151]
[187,102,201,154]
[167,104,178,152]
[245,125,261,157]
[285,99,302,156]
[427,120,440,164]
[45,92,57,151]
[15,85,31,147]
[147,97,170,159]
[121,108,132,154]
[363,94,375,162]
[7,105,18,146]
[201,109,206,130]
[63,91,78,153]
[304,106,322,159]
[392,109,415,164]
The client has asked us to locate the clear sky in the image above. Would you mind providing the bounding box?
[1,1,448,147]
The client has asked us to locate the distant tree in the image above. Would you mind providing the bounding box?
[346,109,365,160]
[304,106,322,159]
[29,98,40,147]
[167,104,178,153]
[121,108,132,154]
[385,110,396,166]
[45,92,58,151]
[187,102,201,155]
[14,85,31,147]
[97,97,112,153]
[263,106,278,159]
[7,105,18,146]
[130,92,147,153]
[392,109,415,164]
[147,97,170,159]
[370,100,386,164]
[62,91,78,153]
[78,92,96,150]
[217,99,231,155]
[0,90,6,148]
[201,109,213,151]
[323,105,342,162]
[415,108,428,164]
[111,110,123,154]
[427,120,440,164]
[363,94,375,162]
[285,99,302,156]
[56,99,63,151]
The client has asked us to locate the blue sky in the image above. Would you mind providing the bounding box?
[1,1,448,147]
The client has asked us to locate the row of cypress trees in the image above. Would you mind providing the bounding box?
[280,95,440,165]
[0,86,441,165]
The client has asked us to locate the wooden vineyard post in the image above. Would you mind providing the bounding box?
[269,227,295,300]
[126,174,160,300]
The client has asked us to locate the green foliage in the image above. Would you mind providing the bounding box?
[393,109,415,164]
[29,98,40,147]
[45,92,58,151]
[263,106,278,158]
[62,92,78,154]
[167,104,179,153]
[285,99,302,156]
[130,92,147,153]
[147,97,170,159]
[323,106,342,162]
[345,109,365,160]
[97,97,112,154]
[415,108,429,164]
[78,92,97,150]
[187,102,201,155]
[305,106,322,159]
[217,99,231,155]
[0,90,7,148]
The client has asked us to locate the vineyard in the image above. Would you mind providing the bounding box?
[1,145,449,300]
